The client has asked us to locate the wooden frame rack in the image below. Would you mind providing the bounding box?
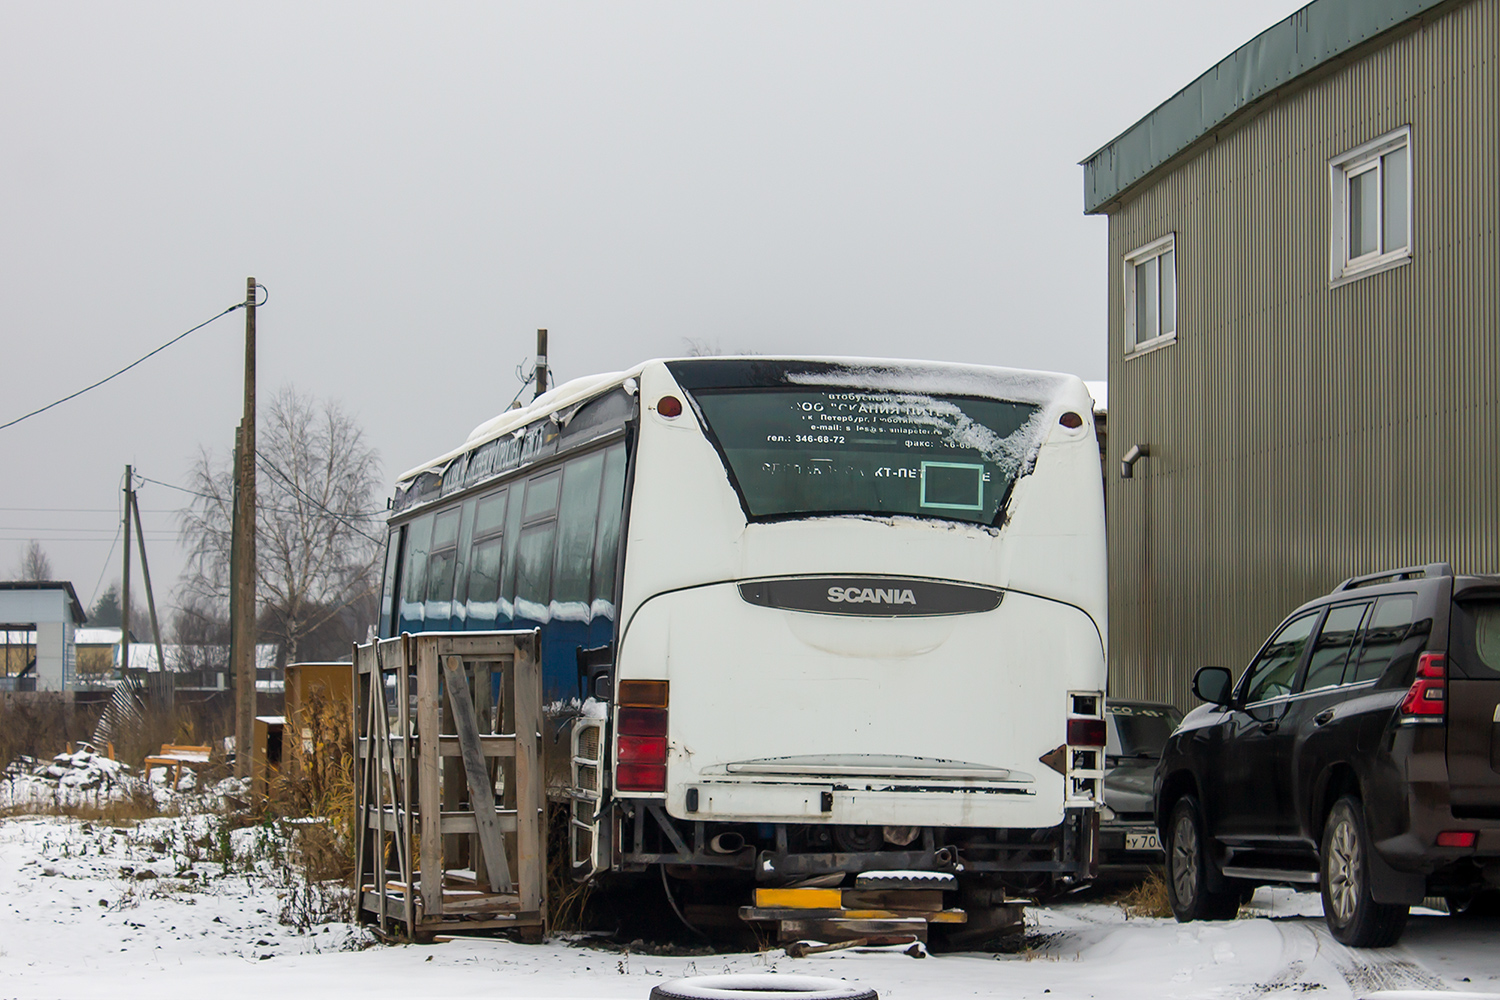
[354,631,546,939]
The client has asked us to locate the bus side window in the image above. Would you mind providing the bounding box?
[464,489,508,628]
[400,514,434,632]
[554,452,605,617]
[592,444,628,618]
[514,471,561,621]
[425,507,462,625]
[499,479,528,619]
[379,527,404,638]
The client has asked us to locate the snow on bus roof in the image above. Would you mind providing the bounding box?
[396,357,1091,484]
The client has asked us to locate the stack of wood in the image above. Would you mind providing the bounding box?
[739,871,965,944]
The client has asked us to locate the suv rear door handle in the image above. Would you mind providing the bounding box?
[1256,719,1279,734]
[1313,709,1335,727]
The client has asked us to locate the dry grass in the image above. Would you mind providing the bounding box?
[545,801,595,931]
[1114,871,1174,919]
[261,686,357,924]
[0,695,101,773]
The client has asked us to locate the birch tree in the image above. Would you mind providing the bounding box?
[179,387,384,663]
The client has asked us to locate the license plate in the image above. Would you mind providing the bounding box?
[1125,831,1161,852]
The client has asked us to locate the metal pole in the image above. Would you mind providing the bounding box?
[534,328,548,400]
[120,465,132,680]
[130,483,170,710]
[232,278,258,777]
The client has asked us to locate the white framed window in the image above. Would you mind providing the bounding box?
[1329,126,1411,286]
[1123,233,1176,355]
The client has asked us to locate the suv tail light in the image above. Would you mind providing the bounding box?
[616,680,668,792]
[1398,652,1446,723]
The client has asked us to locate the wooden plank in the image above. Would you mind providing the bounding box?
[436,736,516,757]
[436,810,520,835]
[416,913,542,933]
[754,888,844,909]
[439,892,523,913]
[417,637,443,918]
[841,889,945,912]
[378,638,413,933]
[512,631,544,915]
[395,636,415,934]
[443,653,514,894]
[433,633,523,657]
[472,660,493,892]
[351,642,371,934]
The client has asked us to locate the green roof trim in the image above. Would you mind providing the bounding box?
[1081,0,1454,214]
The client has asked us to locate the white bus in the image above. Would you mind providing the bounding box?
[380,357,1107,913]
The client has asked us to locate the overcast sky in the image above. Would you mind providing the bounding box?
[1,1,1305,617]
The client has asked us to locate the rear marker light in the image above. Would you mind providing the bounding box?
[1060,411,1084,429]
[617,706,667,737]
[617,734,667,764]
[619,679,669,706]
[1067,718,1107,747]
[1399,652,1446,720]
[1437,830,1477,848]
[616,678,669,793]
[656,395,683,418]
[615,763,666,792]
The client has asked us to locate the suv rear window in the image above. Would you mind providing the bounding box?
[1450,599,1500,680]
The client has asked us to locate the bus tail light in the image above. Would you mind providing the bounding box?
[1065,691,1106,801]
[1399,653,1446,722]
[1067,718,1106,747]
[616,680,668,793]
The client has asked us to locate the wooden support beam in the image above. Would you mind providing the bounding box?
[442,654,514,894]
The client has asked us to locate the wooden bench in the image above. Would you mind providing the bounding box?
[143,743,212,790]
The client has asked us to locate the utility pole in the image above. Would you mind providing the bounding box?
[534,328,548,400]
[119,465,132,680]
[128,479,169,708]
[230,278,258,777]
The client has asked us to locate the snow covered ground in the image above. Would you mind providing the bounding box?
[1,811,1498,1000]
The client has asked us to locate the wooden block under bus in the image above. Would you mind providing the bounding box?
[754,887,843,909]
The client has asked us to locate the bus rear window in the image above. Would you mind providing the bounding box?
[689,389,1040,525]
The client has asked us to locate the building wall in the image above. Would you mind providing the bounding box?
[1104,0,1500,706]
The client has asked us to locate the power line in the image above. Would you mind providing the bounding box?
[0,506,178,514]
[254,450,386,544]
[0,301,245,433]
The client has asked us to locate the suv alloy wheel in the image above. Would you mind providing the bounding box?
[1166,795,1242,921]
[1320,796,1408,946]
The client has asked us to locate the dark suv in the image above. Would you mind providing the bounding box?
[1155,563,1500,946]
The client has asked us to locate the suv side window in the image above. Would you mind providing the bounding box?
[1346,594,1417,684]
[1303,602,1371,691]
[1241,611,1319,704]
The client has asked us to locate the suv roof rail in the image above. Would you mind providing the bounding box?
[1334,562,1454,592]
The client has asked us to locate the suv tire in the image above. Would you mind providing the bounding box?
[1166,795,1242,922]
[1320,796,1408,946]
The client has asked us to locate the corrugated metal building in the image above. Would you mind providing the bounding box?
[1081,0,1499,707]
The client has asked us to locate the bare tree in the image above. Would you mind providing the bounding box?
[179,386,384,663]
[15,540,52,581]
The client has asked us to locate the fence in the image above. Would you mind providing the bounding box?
[353,630,546,939]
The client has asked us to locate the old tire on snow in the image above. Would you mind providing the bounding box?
[650,975,877,1000]
[1165,795,1242,922]
[1320,795,1408,947]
